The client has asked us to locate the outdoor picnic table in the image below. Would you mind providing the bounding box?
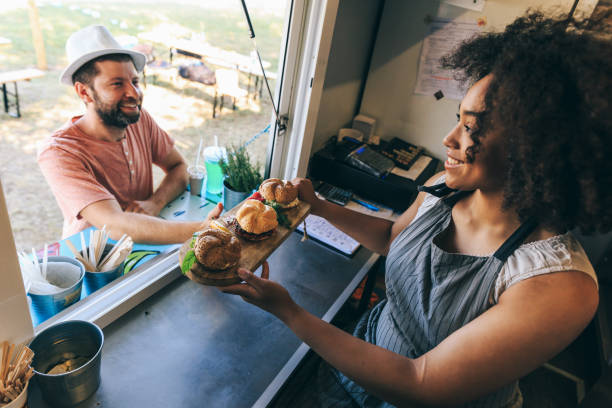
[171,38,270,70]
[171,39,276,99]
[0,68,45,118]
[136,31,276,98]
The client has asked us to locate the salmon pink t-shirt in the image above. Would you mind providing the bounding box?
[37,109,174,238]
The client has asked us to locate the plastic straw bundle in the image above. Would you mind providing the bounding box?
[0,341,34,405]
[65,227,133,272]
[18,245,63,294]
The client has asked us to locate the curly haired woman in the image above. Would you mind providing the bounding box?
[221,10,612,407]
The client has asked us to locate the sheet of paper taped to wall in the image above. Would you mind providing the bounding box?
[414,20,482,100]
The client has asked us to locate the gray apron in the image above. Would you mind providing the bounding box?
[333,185,537,408]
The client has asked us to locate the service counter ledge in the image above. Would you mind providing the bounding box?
[27,192,379,407]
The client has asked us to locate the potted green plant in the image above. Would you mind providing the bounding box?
[219,145,263,210]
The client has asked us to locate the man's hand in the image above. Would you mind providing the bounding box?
[220,262,298,322]
[291,177,325,216]
[198,202,223,230]
[124,198,163,215]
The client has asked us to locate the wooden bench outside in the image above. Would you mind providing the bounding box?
[0,68,45,118]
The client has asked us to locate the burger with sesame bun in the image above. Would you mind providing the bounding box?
[235,199,278,241]
[180,225,242,283]
[258,178,299,210]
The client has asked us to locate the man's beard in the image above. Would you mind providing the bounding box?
[92,90,141,129]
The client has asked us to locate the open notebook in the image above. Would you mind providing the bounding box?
[297,214,360,256]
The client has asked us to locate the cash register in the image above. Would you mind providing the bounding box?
[308,137,439,212]
[344,144,395,178]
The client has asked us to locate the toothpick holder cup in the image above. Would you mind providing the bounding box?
[3,381,29,408]
[82,244,125,296]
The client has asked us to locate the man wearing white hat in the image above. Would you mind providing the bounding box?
[38,25,221,244]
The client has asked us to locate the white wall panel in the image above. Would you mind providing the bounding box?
[0,179,33,344]
[359,0,579,160]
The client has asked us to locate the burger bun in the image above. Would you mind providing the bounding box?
[235,199,278,240]
[259,178,298,206]
[193,228,241,271]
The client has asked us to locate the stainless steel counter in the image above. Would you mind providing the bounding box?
[28,232,379,407]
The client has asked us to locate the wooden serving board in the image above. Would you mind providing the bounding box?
[178,200,311,286]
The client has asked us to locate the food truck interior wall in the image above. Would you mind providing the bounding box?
[0,179,33,344]
[308,0,612,262]
[310,0,597,160]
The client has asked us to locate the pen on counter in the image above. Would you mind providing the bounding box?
[352,198,379,212]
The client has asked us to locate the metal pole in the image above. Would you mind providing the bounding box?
[239,0,285,131]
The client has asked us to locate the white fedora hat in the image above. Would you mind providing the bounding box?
[59,25,146,85]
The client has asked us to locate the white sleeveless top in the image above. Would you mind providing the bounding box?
[413,178,598,304]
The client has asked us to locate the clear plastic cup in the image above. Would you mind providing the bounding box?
[203,146,226,195]
[188,165,206,196]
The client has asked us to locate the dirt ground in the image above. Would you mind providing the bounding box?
[0,64,273,251]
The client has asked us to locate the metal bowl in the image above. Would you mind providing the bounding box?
[29,320,104,407]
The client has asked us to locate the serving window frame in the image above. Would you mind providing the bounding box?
[5,0,340,336]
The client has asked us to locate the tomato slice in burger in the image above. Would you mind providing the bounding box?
[248,191,265,202]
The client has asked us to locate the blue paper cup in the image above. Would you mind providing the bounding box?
[28,256,84,325]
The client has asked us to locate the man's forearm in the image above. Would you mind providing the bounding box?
[106,211,202,244]
[149,162,189,213]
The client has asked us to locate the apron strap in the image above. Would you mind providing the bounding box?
[419,182,537,260]
[418,182,473,207]
[417,182,456,197]
[493,217,539,261]
[442,190,473,207]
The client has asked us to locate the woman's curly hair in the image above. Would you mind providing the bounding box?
[441,10,612,234]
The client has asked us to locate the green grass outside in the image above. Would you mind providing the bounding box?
[1,1,285,71]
